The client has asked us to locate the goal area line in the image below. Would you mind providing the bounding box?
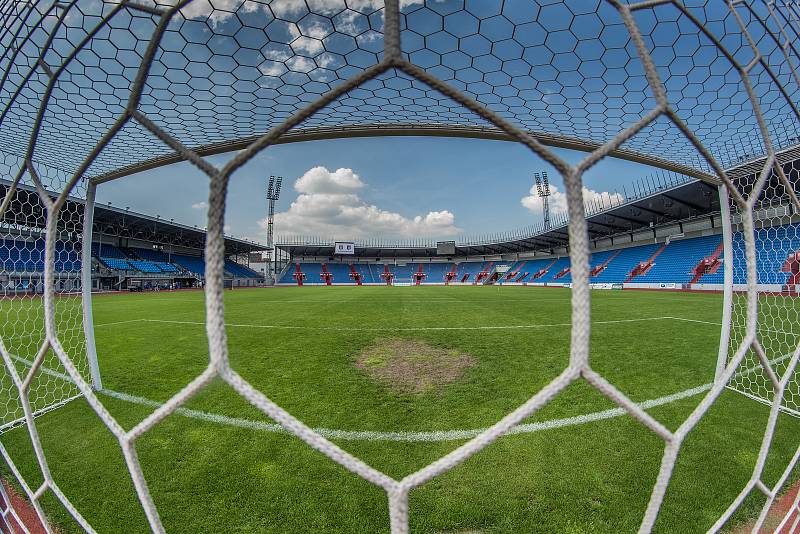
[2,315,796,441]
[93,315,723,331]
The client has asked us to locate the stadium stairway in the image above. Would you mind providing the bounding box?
[626,243,668,282]
[536,257,569,282]
[320,263,333,286]
[591,243,661,283]
[445,263,457,285]
[381,264,394,285]
[475,262,493,284]
[349,264,363,285]
[688,238,725,283]
[553,266,570,280]
[502,260,524,283]
[293,263,305,286]
[359,263,377,284]
[783,252,800,285]
[414,264,426,285]
[590,250,621,277]
[529,258,557,281]
[456,261,485,283]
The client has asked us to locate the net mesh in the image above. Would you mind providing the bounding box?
[0,1,798,533]
[0,153,87,431]
[726,156,800,417]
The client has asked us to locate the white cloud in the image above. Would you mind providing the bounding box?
[521,183,624,217]
[295,166,364,193]
[285,55,316,73]
[259,62,286,77]
[180,0,265,27]
[177,0,429,31]
[192,201,208,210]
[291,36,324,56]
[267,166,460,238]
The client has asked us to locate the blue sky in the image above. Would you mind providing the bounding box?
[95,135,670,243]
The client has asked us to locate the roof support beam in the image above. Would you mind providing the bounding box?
[661,193,707,212]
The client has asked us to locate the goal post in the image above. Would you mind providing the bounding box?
[81,181,102,391]
[716,183,734,386]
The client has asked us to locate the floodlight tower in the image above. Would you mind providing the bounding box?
[535,171,551,230]
[266,176,282,284]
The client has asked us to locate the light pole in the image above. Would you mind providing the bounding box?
[266,176,282,284]
[535,171,551,231]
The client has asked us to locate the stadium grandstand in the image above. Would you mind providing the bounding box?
[0,179,264,293]
[276,147,800,293]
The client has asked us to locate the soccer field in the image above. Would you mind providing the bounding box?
[1,286,799,533]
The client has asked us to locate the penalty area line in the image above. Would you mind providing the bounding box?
[95,316,714,332]
[99,383,712,443]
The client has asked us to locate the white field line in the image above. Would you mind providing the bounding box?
[94,316,706,332]
[99,383,712,443]
[8,353,73,382]
[3,350,788,442]
[7,315,794,441]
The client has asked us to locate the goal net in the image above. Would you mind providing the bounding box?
[0,156,89,432]
[724,154,800,417]
[0,1,799,533]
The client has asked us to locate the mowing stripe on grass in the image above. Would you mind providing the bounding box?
[99,383,712,442]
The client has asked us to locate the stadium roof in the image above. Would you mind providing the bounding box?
[0,179,265,255]
[276,177,721,258]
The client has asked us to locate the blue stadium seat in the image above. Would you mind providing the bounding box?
[224,261,260,278]
[173,254,206,275]
[101,257,132,270]
[92,242,126,259]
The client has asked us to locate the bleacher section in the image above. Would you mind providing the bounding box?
[270,223,800,289]
[92,243,125,259]
[128,260,161,273]
[590,243,661,283]
[536,257,570,283]
[0,239,80,272]
[100,257,132,270]
[637,235,722,283]
[455,261,486,283]
[224,260,260,278]
[428,263,449,283]
[516,258,555,282]
[168,254,203,275]
[703,225,800,285]
[90,244,196,274]
[156,262,180,273]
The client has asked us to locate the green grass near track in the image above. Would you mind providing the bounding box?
[1,286,799,533]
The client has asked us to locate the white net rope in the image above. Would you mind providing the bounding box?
[0,1,797,533]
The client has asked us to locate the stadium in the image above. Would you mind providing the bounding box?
[1,1,800,533]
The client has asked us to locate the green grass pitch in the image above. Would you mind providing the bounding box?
[1,286,798,533]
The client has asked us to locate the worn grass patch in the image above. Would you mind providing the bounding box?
[355,337,475,394]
